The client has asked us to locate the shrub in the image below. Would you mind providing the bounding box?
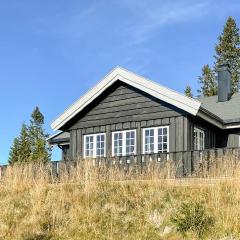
[171,201,214,239]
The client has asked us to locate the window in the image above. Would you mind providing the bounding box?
[112,130,136,156]
[143,126,169,154]
[194,127,205,150]
[84,133,106,158]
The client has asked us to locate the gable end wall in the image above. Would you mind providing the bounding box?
[66,81,190,159]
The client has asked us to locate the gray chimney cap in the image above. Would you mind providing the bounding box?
[217,61,231,72]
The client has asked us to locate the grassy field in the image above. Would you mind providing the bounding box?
[0,162,240,240]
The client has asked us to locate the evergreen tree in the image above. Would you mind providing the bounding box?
[184,85,193,98]
[18,123,32,163]
[214,16,240,93]
[28,107,51,163]
[8,107,51,164]
[8,137,20,164]
[8,124,31,164]
[198,65,217,97]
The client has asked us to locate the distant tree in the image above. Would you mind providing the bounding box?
[214,16,240,93]
[8,137,20,164]
[9,124,31,164]
[198,65,217,97]
[184,85,193,98]
[28,107,51,163]
[18,124,32,163]
[8,107,51,164]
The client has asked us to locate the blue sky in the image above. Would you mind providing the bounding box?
[0,0,240,164]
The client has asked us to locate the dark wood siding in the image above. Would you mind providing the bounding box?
[67,82,186,129]
[188,116,240,150]
[69,116,190,159]
[62,145,70,160]
[61,81,240,160]
[188,115,217,150]
[65,81,191,159]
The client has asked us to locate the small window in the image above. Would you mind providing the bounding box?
[112,130,136,156]
[143,126,169,154]
[84,133,106,158]
[194,127,205,150]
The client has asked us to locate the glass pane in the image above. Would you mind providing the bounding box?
[157,127,168,153]
[85,135,94,157]
[96,134,105,157]
[163,128,167,135]
[126,131,135,155]
[144,129,154,154]
[114,132,123,156]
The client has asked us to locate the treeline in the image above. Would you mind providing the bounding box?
[185,16,240,98]
[8,107,51,164]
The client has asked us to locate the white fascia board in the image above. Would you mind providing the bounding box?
[116,68,201,115]
[51,66,201,131]
[46,131,63,141]
[197,111,224,129]
[197,111,240,129]
[224,124,240,129]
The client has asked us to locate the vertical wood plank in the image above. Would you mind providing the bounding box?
[183,117,188,151]
[106,125,111,157]
[136,122,141,155]
[76,129,82,159]
[176,116,184,152]
[169,117,176,152]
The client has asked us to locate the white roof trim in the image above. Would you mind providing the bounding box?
[51,66,201,131]
[197,110,240,129]
[46,132,63,141]
[197,111,223,129]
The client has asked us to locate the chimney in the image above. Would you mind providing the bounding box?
[217,62,232,102]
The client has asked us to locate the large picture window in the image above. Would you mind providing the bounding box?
[194,127,205,150]
[112,130,136,156]
[84,133,106,158]
[143,126,169,154]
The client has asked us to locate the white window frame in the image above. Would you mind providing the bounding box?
[142,126,169,154]
[112,129,137,156]
[194,127,205,150]
[83,133,106,158]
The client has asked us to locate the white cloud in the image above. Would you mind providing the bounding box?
[121,0,212,45]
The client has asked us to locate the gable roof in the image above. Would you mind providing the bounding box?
[51,66,201,131]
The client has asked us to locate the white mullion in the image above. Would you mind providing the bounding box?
[167,126,169,152]
[142,129,145,154]
[112,133,115,157]
[104,133,106,157]
[134,130,137,155]
[123,132,126,156]
[154,127,158,153]
[93,134,96,158]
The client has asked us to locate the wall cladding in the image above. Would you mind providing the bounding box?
[70,116,189,159]
[67,82,187,129]
[65,81,190,159]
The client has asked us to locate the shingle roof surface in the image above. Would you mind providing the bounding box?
[200,93,240,123]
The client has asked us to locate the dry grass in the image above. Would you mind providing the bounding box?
[0,159,240,240]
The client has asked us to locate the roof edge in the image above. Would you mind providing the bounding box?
[51,66,201,131]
